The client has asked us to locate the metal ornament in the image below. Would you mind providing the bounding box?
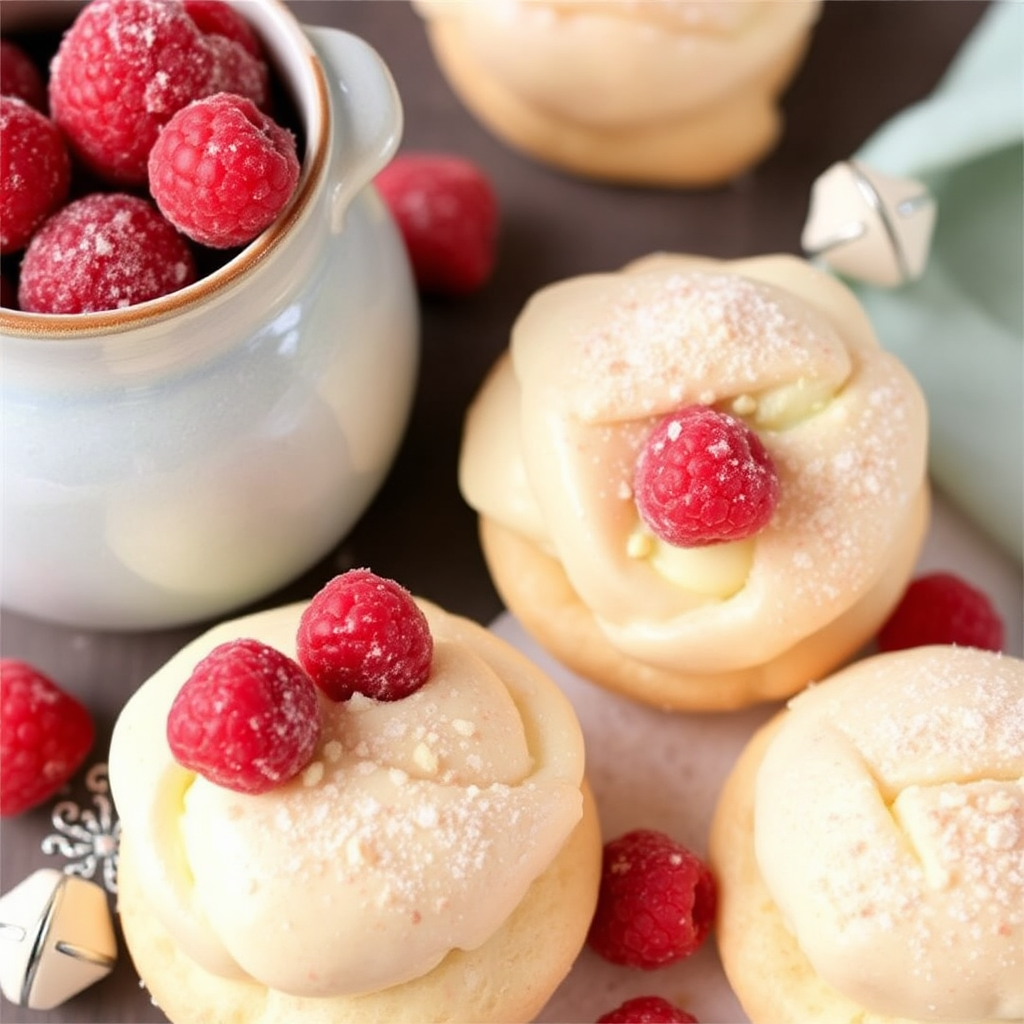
[0,869,117,1010]
[802,160,937,288]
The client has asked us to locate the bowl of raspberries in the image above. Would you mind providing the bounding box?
[0,0,419,630]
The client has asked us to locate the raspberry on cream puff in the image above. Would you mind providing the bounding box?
[109,572,601,1024]
[458,254,930,711]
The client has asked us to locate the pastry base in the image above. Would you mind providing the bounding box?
[476,484,929,711]
[709,715,920,1024]
[117,784,602,1024]
[422,19,814,187]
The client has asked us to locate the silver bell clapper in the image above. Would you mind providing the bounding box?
[802,160,937,288]
[0,869,117,1010]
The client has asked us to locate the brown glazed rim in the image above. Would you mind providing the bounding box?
[0,0,330,341]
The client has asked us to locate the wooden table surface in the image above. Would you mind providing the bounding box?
[0,2,1005,1021]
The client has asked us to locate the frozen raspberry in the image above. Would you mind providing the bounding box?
[297,570,434,703]
[597,997,699,1024]
[1,659,95,817]
[48,0,268,186]
[166,639,321,794]
[1,39,47,111]
[0,96,71,254]
[149,92,300,249]
[634,405,779,547]
[374,152,499,296]
[877,572,1005,653]
[18,192,196,313]
[183,1,264,58]
[587,829,717,970]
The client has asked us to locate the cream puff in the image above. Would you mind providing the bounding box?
[710,645,1024,1023]
[459,253,930,711]
[109,573,601,1023]
[413,0,822,187]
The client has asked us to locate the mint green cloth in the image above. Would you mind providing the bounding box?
[852,1,1023,562]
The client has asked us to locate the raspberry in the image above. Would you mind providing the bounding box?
[1,39,47,111]
[587,829,717,970]
[597,997,699,1024]
[374,152,499,296]
[18,192,196,314]
[166,639,321,794]
[183,1,264,58]
[1,659,95,817]
[877,572,1005,653]
[149,92,300,249]
[297,570,434,703]
[0,96,71,254]
[634,405,779,547]
[48,0,268,186]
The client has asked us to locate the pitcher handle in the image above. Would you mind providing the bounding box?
[304,26,403,231]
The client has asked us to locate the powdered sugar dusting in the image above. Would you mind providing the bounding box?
[760,649,1024,1019]
[569,271,848,422]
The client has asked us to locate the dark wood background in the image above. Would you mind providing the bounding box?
[0,2,994,1021]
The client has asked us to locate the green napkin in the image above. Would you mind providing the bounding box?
[851,1,1023,562]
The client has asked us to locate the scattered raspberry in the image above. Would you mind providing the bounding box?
[1,659,95,817]
[597,996,699,1024]
[634,405,779,547]
[297,570,434,702]
[374,152,499,296]
[48,0,268,185]
[18,192,196,314]
[183,0,263,58]
[877,572,1005,653]
[166,639,321,794]
[587,829,717,970]
[0,96,71,254]
[149,92,300,248]
[1,39,47,111]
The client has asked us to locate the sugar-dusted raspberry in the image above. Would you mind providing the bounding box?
[18,192,196,314]
[0,96,71,255]
[184,0,264,58]
[374,152,499,296]
[1,39,47,111]
[149,92,300,249]
[597,996,699,1024]
[634,405,779,547]
[1,659,95,817]
[48,0,268,186]
[166,639,321,794]
[877,572,1005,653]
[587,829,717,970]
[297,570,434,703]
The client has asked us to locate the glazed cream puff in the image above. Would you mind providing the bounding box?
[413,0,821,187]
[710,645,1024,1023]
[109,589,601,1024]
[459,253,930,711]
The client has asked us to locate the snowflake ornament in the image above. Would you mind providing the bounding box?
[41,762,120,895]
